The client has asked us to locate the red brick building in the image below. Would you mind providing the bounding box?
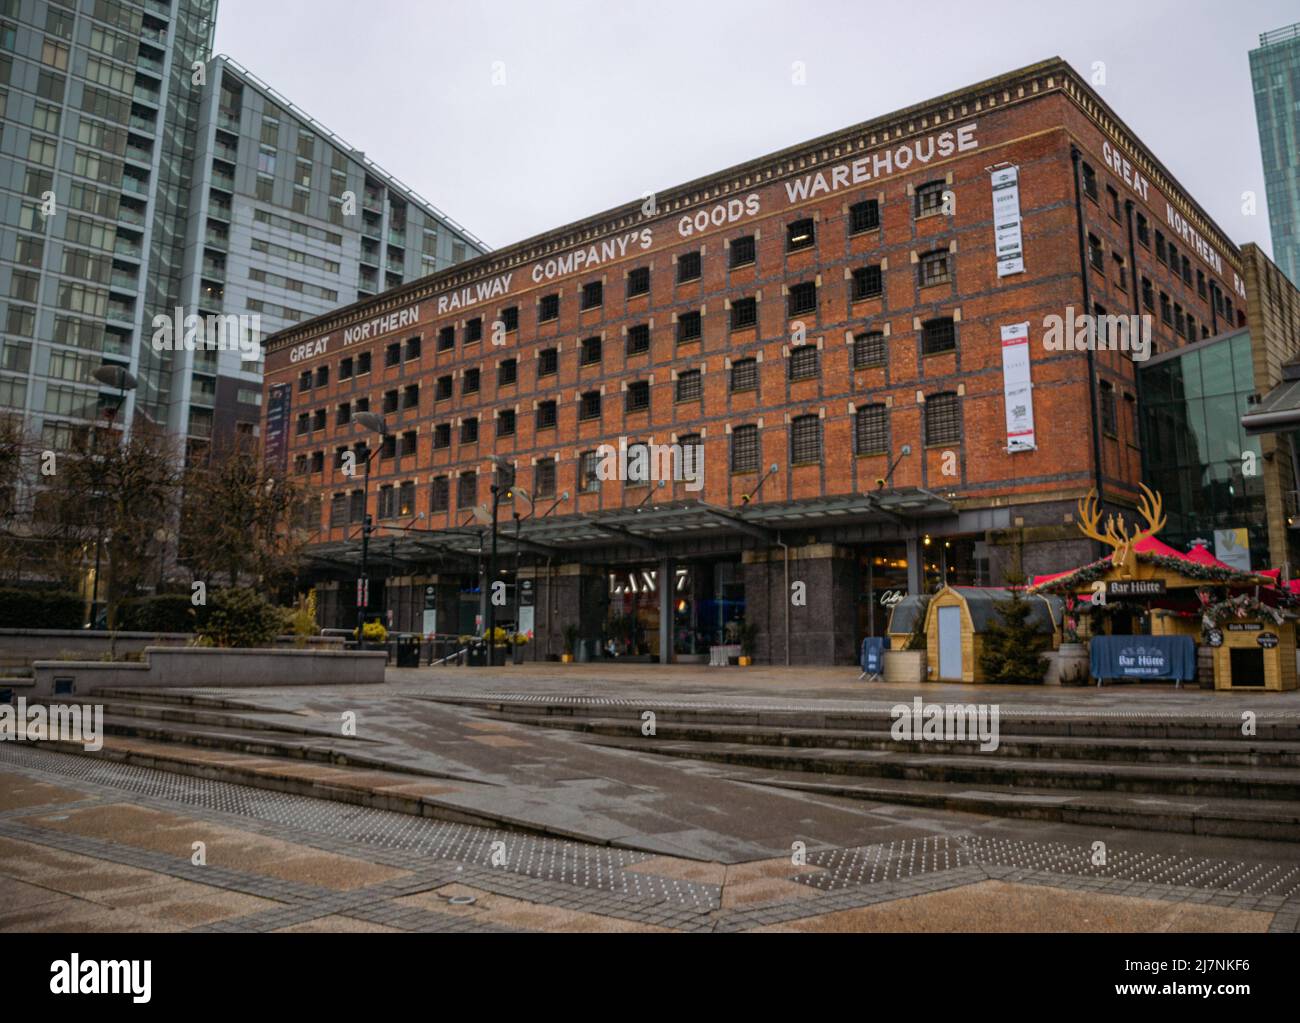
[262,57,1250,665]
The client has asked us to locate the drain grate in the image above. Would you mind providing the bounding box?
[0,744,720,908]
[795,833,1300,899]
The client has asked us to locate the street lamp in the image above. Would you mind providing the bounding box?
[352,411,388,643]
[483,457,515,666]
[86,364,137,628]
[510,487,533,664]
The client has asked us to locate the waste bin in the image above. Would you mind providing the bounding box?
[396,634,421,668]
[466,640,487,667]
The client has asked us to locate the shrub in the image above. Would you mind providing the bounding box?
[195,587,283,649]
[978,589,1050,684]
[116,594,202,634]
[0,588,84,630]
[353,620,387,644]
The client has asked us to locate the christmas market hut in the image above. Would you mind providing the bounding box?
[921,585,1063,683]
[1029,487,1297,690]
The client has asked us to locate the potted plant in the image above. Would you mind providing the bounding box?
[735,621,758,666]
[562,624,579,663]
[1046,594,1090,685]
[884,594,929,683]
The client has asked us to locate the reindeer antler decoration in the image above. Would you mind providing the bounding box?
[1076,485,1166,572]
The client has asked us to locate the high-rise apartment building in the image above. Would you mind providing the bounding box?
[1250,23,1300,287]
[0,0,485,461]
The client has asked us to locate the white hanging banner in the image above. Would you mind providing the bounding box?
[991,165,1024,277]
[1001,321,1036,451]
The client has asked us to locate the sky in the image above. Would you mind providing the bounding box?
[212,0,1295,257]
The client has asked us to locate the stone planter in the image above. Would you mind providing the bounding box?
[883,649,927,683]
[1043,642,1090,686]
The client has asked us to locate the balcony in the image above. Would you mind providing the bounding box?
[201,258,225,278]
[205,228,228,249]
[129,114,156,135]
[143,0,171,19]
[107,301,135,324]
[193,353,218,374]
[136,54,163,77]
[116,205,145,228]
[217,109,240,132]
[388,231,406,247]
[114,239,143,260]
[213,141,238,162]
[121,175,149,197]
[209,171,234,192]
[110,271,138,292]
[133,86,160,107]
[363,189,384,210]
[126,144,153,165]
[208,199,231,221]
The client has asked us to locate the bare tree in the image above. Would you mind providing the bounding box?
[40,422,181,625]
[179,437,309,596]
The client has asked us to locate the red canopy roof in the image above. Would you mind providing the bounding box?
[1184,543,1233,569]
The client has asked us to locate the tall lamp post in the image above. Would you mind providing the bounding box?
[87,364,137,629]
[352,411,389,643]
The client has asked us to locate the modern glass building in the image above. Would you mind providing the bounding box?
[0,0,486,464]
[1250,23,1300,287]
[1139,328,1268,569]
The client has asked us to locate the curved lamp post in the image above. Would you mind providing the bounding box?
[352,411,388,642]
[86,364,137,628]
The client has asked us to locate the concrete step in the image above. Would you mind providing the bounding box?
[89,687,270,710]
[94,714,461,781]
[575,731,1300,801]
[438,694,1300,741]
[736,768,1300,843]
[487,711,1300,768]
[66,696,337,739]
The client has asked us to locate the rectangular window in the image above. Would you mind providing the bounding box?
[730,358,758,392]
[539,293,559,321]
[458,472,477,508]
[339,357,353,380]
[405,336,421,360]
[731,297,757,329]
[626,323,650,355]
[853,331,886,368]
[436,375,453,401]
[498,359,517,387]
[383,390,398,414]
[433,423,450,449]
[461,418,479,444]
[921,317,956,355]
[1107,185,1121,220]
[677,251,701,283]
[627,266,650,297]
[1081,162,1098,201]
[465,317,483,344]
[400,432,417,458]
[925,393,961,446]
[915,181,946,217]
[1087,234,1104,271]
[625,381,650,412]
[536,400,557,429]
[579,451,601,493]
[675,370,702,402]
[854,405,888,455]
[580,336,602,365]
[786,218,815,251]
[580,280,603,309]
[854,265,884,299]
[787,281,817,316]
[437,325,455,351]
[1100,381,1117,436]
[539,348,558,376]
[850,199,880,233]
[402,384,419,409]
[789,345,819,380]
[1141,277,1154,311]
[431,476,449,513]
[729,235,755,268]
[918,251,949,287]
[385,342,401,367]
[501,306,518,332]
[791,415,821,463]
[357,352,371,375]
[497,408,516,437]
[731,424,759,473]
[534,458,556,498]
[463,368,480,394]
[579,391,601,421]
[677,311,702,342]
[1136,213,1150,247]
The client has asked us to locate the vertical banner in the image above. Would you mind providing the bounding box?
[264,382,292,470]
[1214,528,1252,572]
[991,165,1024,277]
[1000,322,1036,451]
[422,584,437,638]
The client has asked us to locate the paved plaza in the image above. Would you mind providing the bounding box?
[1,664,1298,932]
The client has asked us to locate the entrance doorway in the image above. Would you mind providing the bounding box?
[938,605,963,680]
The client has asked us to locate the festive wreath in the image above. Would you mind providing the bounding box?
[1200,593,1285,630]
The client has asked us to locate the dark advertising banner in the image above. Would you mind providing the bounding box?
[264,382,292,470]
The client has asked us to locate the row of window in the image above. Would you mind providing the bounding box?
[293,320,958,439]
[310,397,964,508]
[295,311,959,408]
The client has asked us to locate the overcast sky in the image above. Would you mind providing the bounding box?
[213,0,1294,257]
